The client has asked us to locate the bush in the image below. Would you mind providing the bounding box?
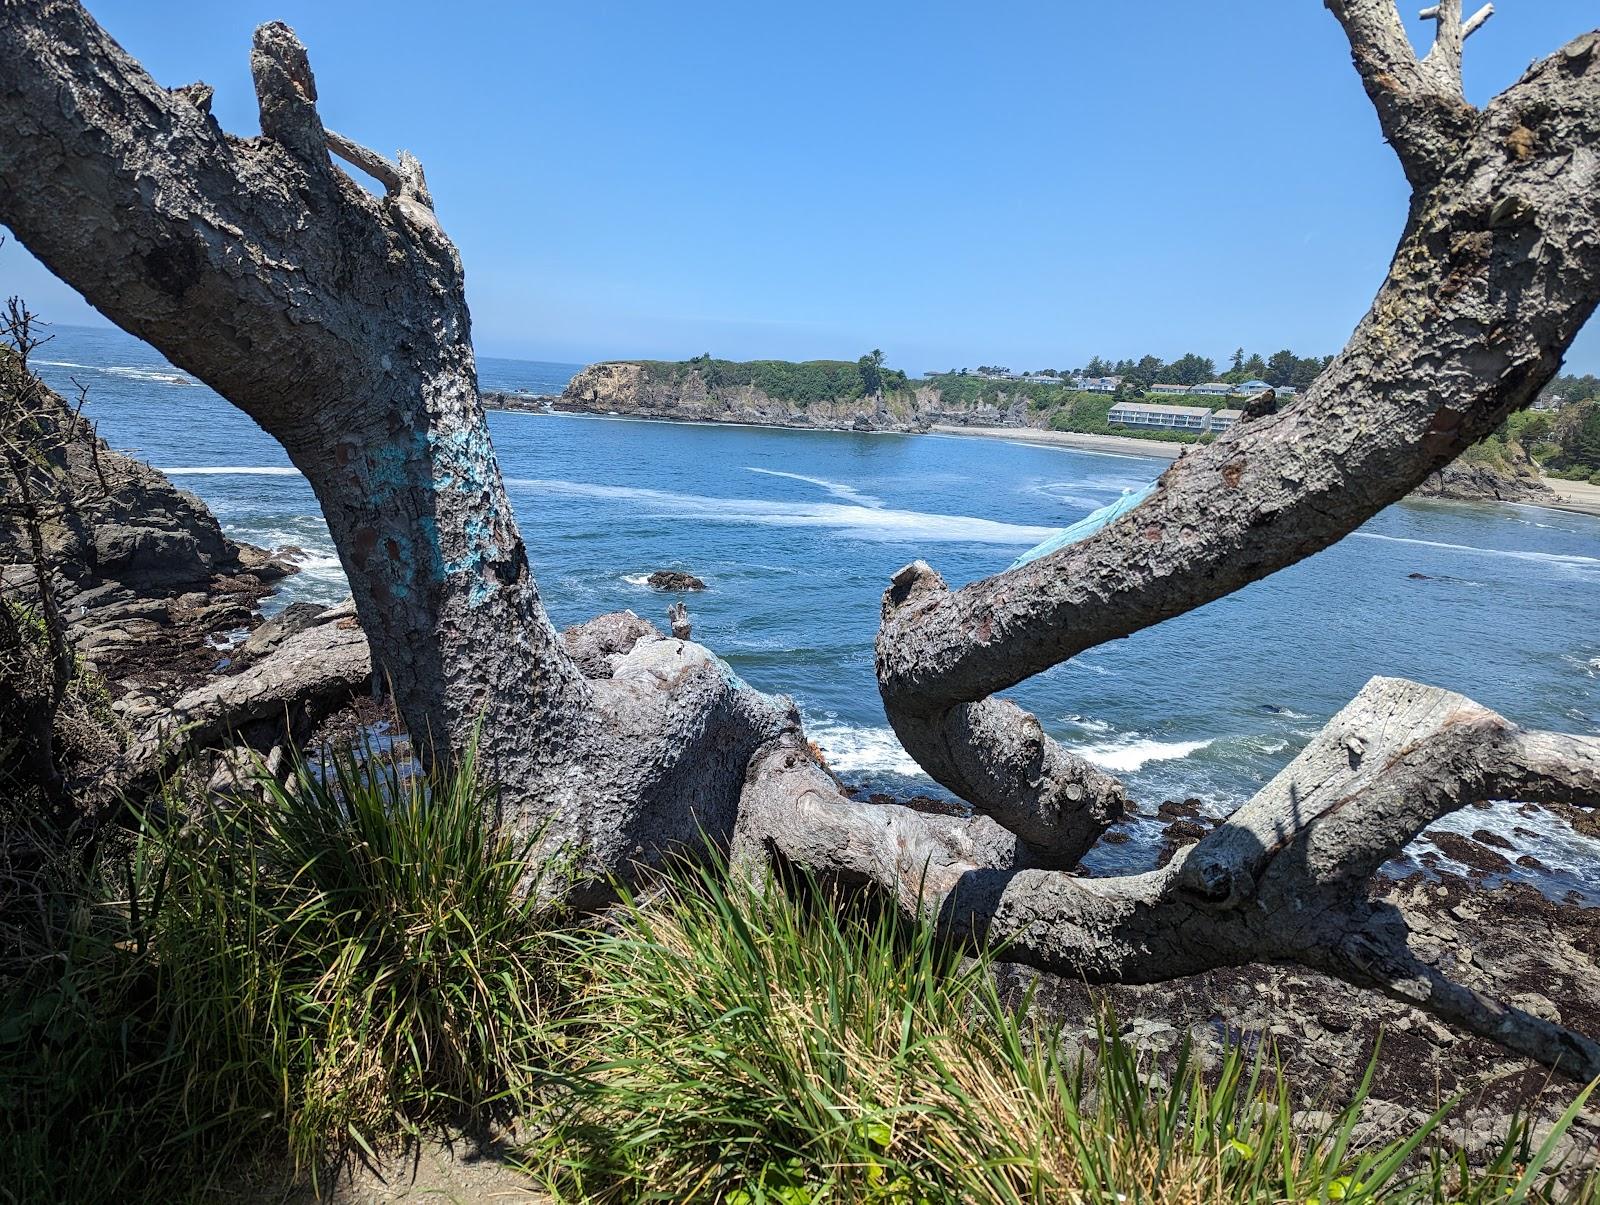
[528,863,1598,1203]
[0,742,561,1200]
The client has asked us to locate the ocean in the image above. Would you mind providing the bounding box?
[30,324,1600,899]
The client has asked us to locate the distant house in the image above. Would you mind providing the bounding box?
[1533,393,1563,411]
[1276,384,1298,397]
[1188,382,1234,397]
[1076,375,1122,393]
[1236,379,1273,395]
[1108,401,1211,433]
[1207,408,1244,435]
[1021,373,1059,384]
[1149,383,1190,396]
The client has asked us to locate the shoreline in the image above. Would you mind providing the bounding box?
[1540,475,1600,519]
[487,401,1600,520]
[929,423,1183,460]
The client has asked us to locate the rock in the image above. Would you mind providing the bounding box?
[667,601,692,641]
[1471,827,1515,851]
[561,611,659,679]
[1407,571,1432,580]
[647,570,706,592]
[1,373,293,603]
[241,601,329,660]
[1426,829,1513,874]
[1412,442,1556,504]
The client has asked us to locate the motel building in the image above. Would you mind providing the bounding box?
[1106,401,1212,433]
[1107,401,1244,435]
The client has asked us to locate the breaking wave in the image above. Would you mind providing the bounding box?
[1068,736,1214,774]
[745,467,883,508]
[1352,531,1600,572]
[805,720,926,779]
[504,478,1058,545]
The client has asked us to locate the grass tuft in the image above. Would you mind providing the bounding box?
[0,741,561,1201]
[527,861,1599,1204]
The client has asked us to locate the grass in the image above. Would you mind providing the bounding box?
[0,741,562,1202]
[526,863,1600,1204]
[2,751,1596,1203]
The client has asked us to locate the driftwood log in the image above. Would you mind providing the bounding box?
[1,0,1597,1077]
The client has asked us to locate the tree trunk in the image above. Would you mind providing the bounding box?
[2,0,1597,1075]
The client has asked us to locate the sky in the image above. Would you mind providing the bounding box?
[3,1,1598,375]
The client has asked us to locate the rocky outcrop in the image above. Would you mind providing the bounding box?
[548,362,938,433]
[1,376,302,684]
[1415,442,1557,504]
[647,569,705,592]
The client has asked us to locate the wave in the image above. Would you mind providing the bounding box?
[504,478,1059,545]
[621,573,651,587]
[160,465,303,477]
[746,467,883,508]
[805,720,926,779]
[1062,713,1113,735]
[1352,531,1600,571]
[35,358,197,386]
[1069,736,1213,774]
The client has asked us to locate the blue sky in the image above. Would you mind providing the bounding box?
[3,1,1597,374]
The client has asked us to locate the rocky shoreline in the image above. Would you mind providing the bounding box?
[485,369,1566,509]
[8,381,1597,1172]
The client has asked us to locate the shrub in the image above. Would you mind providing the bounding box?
[0,742,562,1200]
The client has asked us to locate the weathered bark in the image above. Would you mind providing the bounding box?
[0,1,789,896]
[875,15,1600,863]
[739,678,1600,1079]
[3,0,1598,1079]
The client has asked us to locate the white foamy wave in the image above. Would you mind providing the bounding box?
[621,574,651,587]
[1070,736,1213,774]
[504,478,1058,545]
[1062,713,1113,734]
[746,467,883,508]
[1352,532,1600,572]
[160,465,304,477]
[806,721,927,778]
[36,358,196,386]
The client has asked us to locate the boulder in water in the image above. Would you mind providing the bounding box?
[647,570,706,592]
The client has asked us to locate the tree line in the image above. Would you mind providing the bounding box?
[946,348,1334,393]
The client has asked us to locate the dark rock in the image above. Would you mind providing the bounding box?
[647,570,706,592]
[1471,828,1515,851]
[242,601,329,660]
[1407,571,1432,580]
[1427,830,1513,874]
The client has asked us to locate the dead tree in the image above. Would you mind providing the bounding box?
[1,0,1598,1076]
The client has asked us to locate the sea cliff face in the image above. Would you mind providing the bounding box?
[553,361,940,433]
[1414,440,1556,505]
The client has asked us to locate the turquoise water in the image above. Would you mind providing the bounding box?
[30,325,1600,894]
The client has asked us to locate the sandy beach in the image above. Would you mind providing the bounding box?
[1542,475,1600,519]
[934,424,1600,521]
[931,424,1183,460]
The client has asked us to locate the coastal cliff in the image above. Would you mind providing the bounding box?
[553,360,938,433]
[1415,437,1556,505]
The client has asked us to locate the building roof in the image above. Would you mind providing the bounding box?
[1211,409,1244,421]
[1109,402,1213,418]
[1189,382,1233,391]
[1239,379,1272,390]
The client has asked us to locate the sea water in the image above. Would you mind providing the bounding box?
[30,325,1600,899]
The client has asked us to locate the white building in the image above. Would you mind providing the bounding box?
[1208,408,1244,435]
[1075,375,1122,393]
[1107,401,1212,433]
[1188,382,1234,396]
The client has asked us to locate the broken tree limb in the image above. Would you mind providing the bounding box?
[324,129,404,195]
[745,677,1600,1079]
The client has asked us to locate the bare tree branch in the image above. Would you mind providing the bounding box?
[746,678,1600,1078]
